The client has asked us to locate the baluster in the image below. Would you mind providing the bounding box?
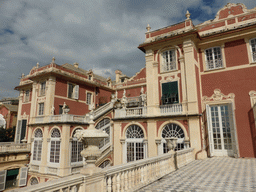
[116,173,120,192]
[103,177,107,191]
[107,176,112,192]
[128,170,132,189]
[140,166,144,184]
[125,171,128,191]
[120,172,124,192]
[144,165,148,184]
[113,174,117,192]
[131,169,135,188]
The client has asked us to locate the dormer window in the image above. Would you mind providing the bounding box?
[250,38,256,62]
[161,50,176,72]
[205,47,223,70]
[88,75,92,80]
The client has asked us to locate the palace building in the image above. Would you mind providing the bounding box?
[1,3,256,191]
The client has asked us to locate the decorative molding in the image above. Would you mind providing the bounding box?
[249,90,256,107]
[202,89,235,102]
[160,73,179,83]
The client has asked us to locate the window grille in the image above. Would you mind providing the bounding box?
[250,38,256,62]
[68,83,79,99]
[126,125,145,163]
[162,50,176,72]
[71,129,83,163]
[162,123,185,153]
[30,177,38,185]
[50,129,61,163]
[95,118,110,149]
[33,129,43,161]
[205,47,223,70]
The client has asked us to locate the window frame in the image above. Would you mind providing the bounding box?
[161,81,179,105]
[70,128,83,165]
[249,37,256,63]
[86,91,93,105]
[40,81,46,96]
[24,90,30,102]
[32,129,43,164]
[160,49,177,73]
[48,128,61,165]
[38,103,44,116]
[67,82,79,100]
[204,46,224,70]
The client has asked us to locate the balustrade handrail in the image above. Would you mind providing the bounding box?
[92,102,114,119]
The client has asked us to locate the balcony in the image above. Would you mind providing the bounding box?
[0,143,31,154]
[31,114,90,124]
[114,103,183,118]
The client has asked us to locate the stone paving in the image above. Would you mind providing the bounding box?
[137,157,256,192]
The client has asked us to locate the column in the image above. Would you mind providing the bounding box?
[59,124,70,176]
[45,76,56,116]
[113,122,123,165]
[147,120,157,157]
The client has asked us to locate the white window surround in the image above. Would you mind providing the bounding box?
[86,91,93,105]
[67,83,79,99]
[160,49,177,73]
[249,38,256,63]
[204,46,224,70]
[122,124,147,163]
[48,128,61,166]
[32,129,43,164]
[24,90,30,102]
[40,81,46,96]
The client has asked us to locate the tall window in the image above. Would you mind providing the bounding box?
[71,129,83,163]
[161,50,176,72]
[38,103,44,115]
[162,123,185,153]
[250,38,256,62]
[95,118,110,149]
[68,83,79,99]
[161,81,179,105]
[50,129,61,163]
[205,47,223,70]
[86,92,92,105]
[40,82,46,96]
[125,125,145,163]
[33,129,43,161]
[25,90,30,102]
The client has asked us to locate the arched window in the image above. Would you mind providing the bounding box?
[49,128,61,163]
[125,125,146,163]
[71,129,83,163]
[161,123,185,153]
[33,129,43,161]
[95,118,111,149]
[30,177,38,185]
[99,160,111,169]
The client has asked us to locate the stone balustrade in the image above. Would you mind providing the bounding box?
[13,148,194,192]
[0,143,30,153]
[160,103,183,115]
[31,114,89,124]
[91,102,114,120]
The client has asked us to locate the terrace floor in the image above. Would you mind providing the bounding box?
[137,157,256,192]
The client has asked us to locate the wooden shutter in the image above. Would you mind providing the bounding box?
[20,120,27,142]
[19,167,28,187]
[0,170,6,191]
[74,85,79,99]
[15,120,22,143]
[206,104,214,157]
[162,82,179,103]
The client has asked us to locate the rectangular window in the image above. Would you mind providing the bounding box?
[25,90,30,102]
[50,140,60,163]
[205,47,223,70]
[20,120,27,142]
[162,50,176,72]
[40,82,46,96]
[250,38,256,62]
[161,81,179,105]
[86,92,92,105]
[59,105,63,115]
[38,103,44,116]
[68,83,79,99]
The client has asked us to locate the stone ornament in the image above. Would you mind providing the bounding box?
[202,89,235,101]
[165,137,178,153]
[62,102,70,114]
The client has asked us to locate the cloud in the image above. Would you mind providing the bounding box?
[0,0,255,99]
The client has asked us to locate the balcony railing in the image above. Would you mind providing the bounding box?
[115,107,147,118]
[91,102,114,120]
[13,148,194,192]
[31,114,89,124]
[0,143,30,153]
[160,103,183,115]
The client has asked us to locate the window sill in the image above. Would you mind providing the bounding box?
[160,69,178,74]
[250,61,256,65]
[204,67,225,72]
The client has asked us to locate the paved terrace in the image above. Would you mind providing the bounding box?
[138,157,256,192]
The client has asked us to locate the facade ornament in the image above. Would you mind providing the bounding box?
[89,103,95,111]
[51,105,55,115]
[185,10,191,20]
[51,57,55,64]
[115,90,118,99]
[36,62,39,68]
[74,115,108,175]
[123,89,126,97]
[140,86,144,94]
[21,73,25,78]
[121,89,128,108]
[165,137,178,154]
[62,102,70,114]
[146,24,151,32]
[202,89,235,101]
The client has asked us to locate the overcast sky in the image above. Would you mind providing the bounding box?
[0,0,256,99]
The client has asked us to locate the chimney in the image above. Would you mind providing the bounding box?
[115,70,122,83]
[74,62,79,68]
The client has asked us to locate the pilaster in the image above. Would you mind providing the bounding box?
[147,120,157,157]
[45,76,56,116]
[59,124,70,176]
[30,82,38,119]
[40,126,49,173]
[113,122,122,165]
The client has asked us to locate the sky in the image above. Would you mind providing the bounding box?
[0,0,256,99]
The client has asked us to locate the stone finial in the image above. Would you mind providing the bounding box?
[21,73,25,78]
[74,62,79,68]
[146,24,151,32]
[185,10,191,20]
[51,57,55,64]
[36,62,39,68]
